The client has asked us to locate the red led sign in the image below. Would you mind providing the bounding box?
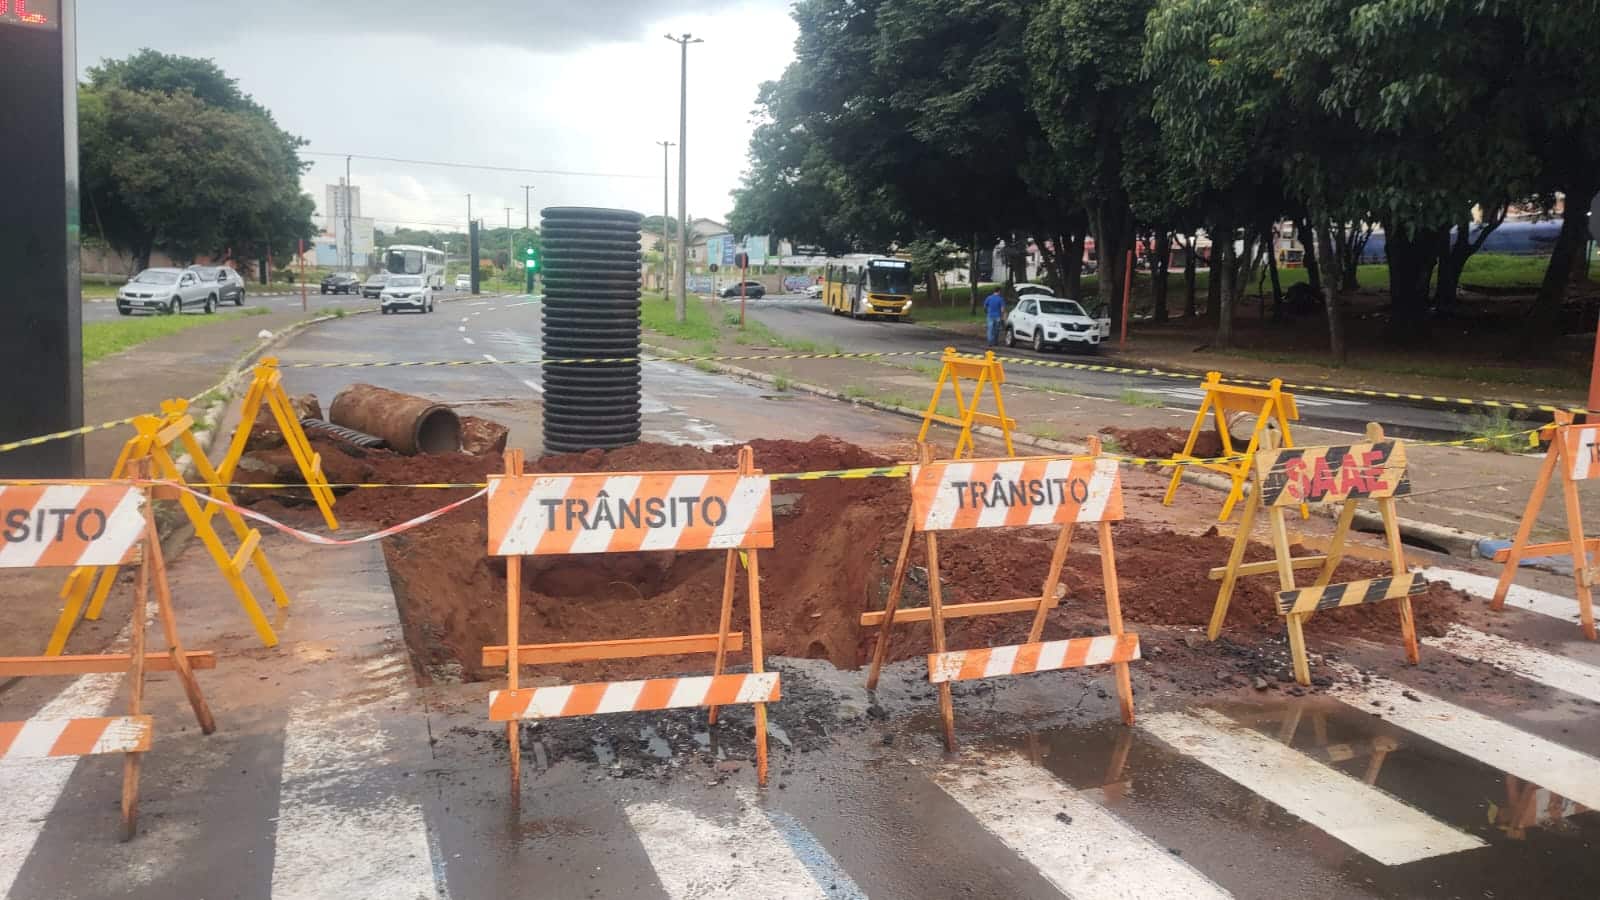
[0,0,59,29]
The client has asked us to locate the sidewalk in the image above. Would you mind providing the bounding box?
[644,325,1598,551]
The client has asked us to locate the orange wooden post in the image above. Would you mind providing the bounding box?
[503,448,525,803]
[1120,249,1133,348]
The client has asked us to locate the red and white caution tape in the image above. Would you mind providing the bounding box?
[167,482,487,546]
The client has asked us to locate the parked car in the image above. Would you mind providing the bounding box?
[1003,287,1111,352]
[362,272,390,298]
[380,275,434,314]
[803,283,823,299]
[454,274,471,291]
[116,267,219,316]
[188,265,245,306]
[720,281,766,299]
[320,272,361,295]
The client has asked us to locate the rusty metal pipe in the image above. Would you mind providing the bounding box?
[329,384,460,455]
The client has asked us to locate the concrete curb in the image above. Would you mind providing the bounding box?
[643,340,1494,559]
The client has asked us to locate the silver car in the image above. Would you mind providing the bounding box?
[117,267,220,316]
[380,275,434,314]
[189,266,246,306]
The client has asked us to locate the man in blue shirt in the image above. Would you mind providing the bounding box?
[984,288,1007,347]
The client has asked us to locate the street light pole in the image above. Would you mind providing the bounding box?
[656,140,674,294]
[344,155,353,271]
[520,185,535,230]
[665,33,702,324]
[504,208,514,286]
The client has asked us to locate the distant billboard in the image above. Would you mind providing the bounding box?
[745,235,770,266]
[336,216,375,255]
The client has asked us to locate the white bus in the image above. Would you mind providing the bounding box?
[384,244,446,290]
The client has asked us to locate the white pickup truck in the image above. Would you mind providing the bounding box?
[1003,283,1111,353]
[116,267,220,316]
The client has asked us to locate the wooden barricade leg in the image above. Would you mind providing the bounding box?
[1100,519,1135,725]
[120,530,150,842]
[1556,446,1598,640]
[1213,400,1269,522]
[986,359,1016,457]
[866,504,918,691]
[746,544,771,786]
[706,549,740,725]
[504,449,524,803]
[1027,524,1074,642]
[1378,497,1422,663]
[142,489,215,734]
[1493,423,1562,611]
[262,370,339,530]
[925,529,957,750]
[954,370,983,460]
[181,429,292,610]
[1208,473,1261,640]
[1265,503,1316,685]
[215,372,268,484]
[1314,499,1359,588]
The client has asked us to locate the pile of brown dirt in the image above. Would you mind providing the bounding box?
[1103,426,1225,460]
[345,436,1470,687]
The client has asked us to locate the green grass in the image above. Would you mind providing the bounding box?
[875,393,912,409]
[1027,424,1062,441]
[843,385,869,400]
[1101,435,1125,455]
[641,291,722,342]
[83,309,268,364]
[771,374,792,392]
[81,281,125,300]
[1219,347,1587,390]
[693,359,720,374]
[1463,408,1532,453]
[1119,389,1165,408]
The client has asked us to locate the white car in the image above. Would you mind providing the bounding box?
[117,267,219,316]
[454,274,471,290]
[803,283,822,299]
[380,275,434,314]
[1004,285,1111,352]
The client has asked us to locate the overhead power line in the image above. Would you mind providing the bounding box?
[303,151,651,180]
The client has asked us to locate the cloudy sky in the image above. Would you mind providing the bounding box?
[78,0,799,233]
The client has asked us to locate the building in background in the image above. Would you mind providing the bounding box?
[325,182,361,220]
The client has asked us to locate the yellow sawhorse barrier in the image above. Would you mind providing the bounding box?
[216,357,339,531]
[1164,371,1302,521]
[50,400,289,654]
[916,347,1016,459]
[1207,425,1424,685]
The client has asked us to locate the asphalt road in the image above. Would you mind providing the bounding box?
[743,294,1506,440]
[79,284,487,324]
[3,295,1598,898]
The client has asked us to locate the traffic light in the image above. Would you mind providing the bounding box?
[524,246,539,271]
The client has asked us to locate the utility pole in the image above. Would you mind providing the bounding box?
[344,155,353,271]
[656,140,674,293]
[665,33,702,324]
[505,208,514,285]
[520,185,534,230]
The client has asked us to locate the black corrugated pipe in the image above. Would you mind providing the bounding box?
[539,207,643,453]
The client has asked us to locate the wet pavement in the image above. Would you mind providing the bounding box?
[4,295,1600,899]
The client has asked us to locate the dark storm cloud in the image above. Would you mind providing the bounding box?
[80,0,762,52]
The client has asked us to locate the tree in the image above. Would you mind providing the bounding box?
[1027,0,1157,330]
[78,52,315,272]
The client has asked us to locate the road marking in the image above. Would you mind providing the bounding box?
[1141,709,1484,865]
[1328,671,1600,811]
[458,326,466,333]
[0,672,122,896]
[469,301,488,307]
[269,652,441,900]
[1424,624,1600,702]
[933,752,1233,898]
[623,792,844,900]
[462,337,475,345]
[482,353,499,363]
[1419,567,1583,625]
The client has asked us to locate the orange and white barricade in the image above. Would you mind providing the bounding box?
[1492,411,1597,639]
[484,447,779,801]
[863,440,1138,750]
[0,473,216,840]
[1208,424,1423,684]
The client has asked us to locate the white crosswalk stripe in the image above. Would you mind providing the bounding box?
[1140,709,1484,865]
[932,752,1234,899]
[1424,623,1600,702]
[624,790,854,900]
[1327,671,1600,812]
[1420,566,1586,625]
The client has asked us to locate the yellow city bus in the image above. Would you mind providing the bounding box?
[824,257,914,319]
